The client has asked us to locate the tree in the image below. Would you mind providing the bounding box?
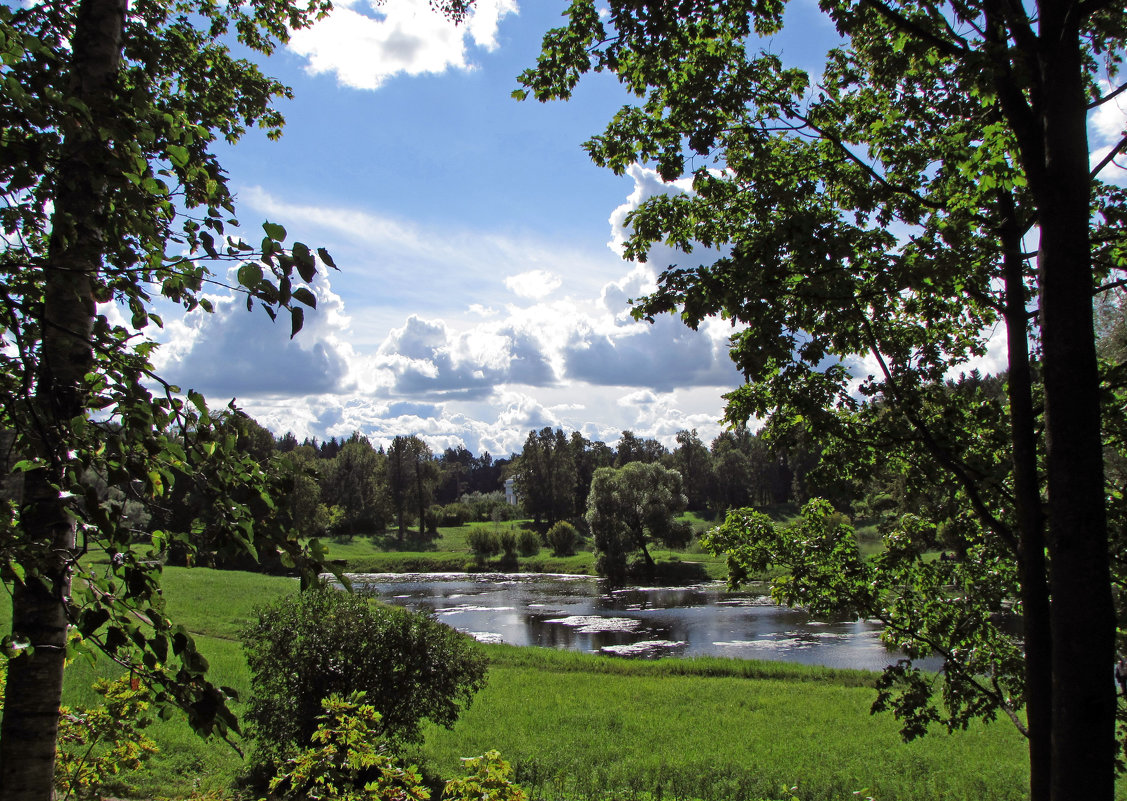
[568,431,615,518]
[586,461,686,578]
[411,440,438,538]
[668,429,711,512]
[321,436,390,537]
[519,1,1125,798]
[155,412,306,571]
[280,445,333,539]
[241,584,488,783]
[513,427,576,531]
[613,430,667,467]
[436,445,475,505]
[0,0,469,797]
[386,435,436,542]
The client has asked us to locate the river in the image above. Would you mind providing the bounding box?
[349,572,940,672]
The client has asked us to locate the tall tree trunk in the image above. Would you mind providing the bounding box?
[1000,190,1052,801]
[1035,7,1116,799]
[0,0,126,799]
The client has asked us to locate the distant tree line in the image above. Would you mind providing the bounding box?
[134,405,958,571]
[511,425,824,533]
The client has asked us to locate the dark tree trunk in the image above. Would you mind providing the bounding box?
[1034,7,1116,799]
[0,0,126,798]
[1000,190,1052,801]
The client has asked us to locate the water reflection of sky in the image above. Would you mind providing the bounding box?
[348,572,941,672]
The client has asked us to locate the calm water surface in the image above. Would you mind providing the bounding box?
[351,572,939,672]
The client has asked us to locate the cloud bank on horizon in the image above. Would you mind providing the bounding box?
[157,164,745,456]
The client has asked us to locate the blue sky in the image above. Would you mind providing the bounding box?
[147,0,1126,458]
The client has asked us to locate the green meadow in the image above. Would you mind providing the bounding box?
[0,565,1059,800]
[320,514,731,580]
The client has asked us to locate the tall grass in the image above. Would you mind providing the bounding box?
[416,657,1029,801]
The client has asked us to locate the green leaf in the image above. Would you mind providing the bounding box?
[262,221,287,241]
[290,306,304,338]
[292,287,317,308]
[293,242,316,282]
[167,144,190,168]
[237,262,264,289]
[317,247,337,269]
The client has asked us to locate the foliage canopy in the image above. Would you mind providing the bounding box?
[0,0,468,796]
[519,0,1126,798]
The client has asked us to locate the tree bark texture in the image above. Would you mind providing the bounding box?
[0,0,126,799]
[1000,190,1052,801]
[1033,5,1116,799]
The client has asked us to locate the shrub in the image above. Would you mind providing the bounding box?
[440,503,471,527]
[467,528,501,560]
[499,530,517,560]
[443,751,526,801]
[241,585,488,783]
[516,530,540,558]
[270,693,526,801]
[269,692,430,801]
[461,491,517,523]
[658,519,694,549]
[1,652,158,801]
[545,521,579,557]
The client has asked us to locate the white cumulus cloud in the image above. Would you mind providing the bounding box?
[155,269,357,401]
[505,269,562,299]
[287,0,518,90]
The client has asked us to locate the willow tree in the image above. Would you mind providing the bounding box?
[586,461,686,578]
[0,0,465,799]
[519,1,1125,799]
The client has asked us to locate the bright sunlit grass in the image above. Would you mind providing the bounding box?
[1,563,1068,800]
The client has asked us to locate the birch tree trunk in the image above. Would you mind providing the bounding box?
[0,0,126,798]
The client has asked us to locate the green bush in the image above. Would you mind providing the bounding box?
[269,692,430,801]
[439,503,472,527]
[241,585,488,784]
[545,521,579,557]
[461,491,517,523]
[467,529,501,560]
[658,519,694,549]
[1,653,158,801]
[516,530,540,558]
[443,751,526,801]
[498,531,517,561]
[270,692,526,801]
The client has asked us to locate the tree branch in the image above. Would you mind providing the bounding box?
[1090,133,1127,180]
[857,313,1019,553]
[858,0,969,57]
[1087,80,1127,110]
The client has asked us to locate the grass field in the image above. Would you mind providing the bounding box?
[0,565,1061,800]
[420,646,1029,801]
[319,515,732,581]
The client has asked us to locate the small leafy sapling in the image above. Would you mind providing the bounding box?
[269,693,430,801]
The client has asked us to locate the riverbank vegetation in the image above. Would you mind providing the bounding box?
[1,566,1042,801]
